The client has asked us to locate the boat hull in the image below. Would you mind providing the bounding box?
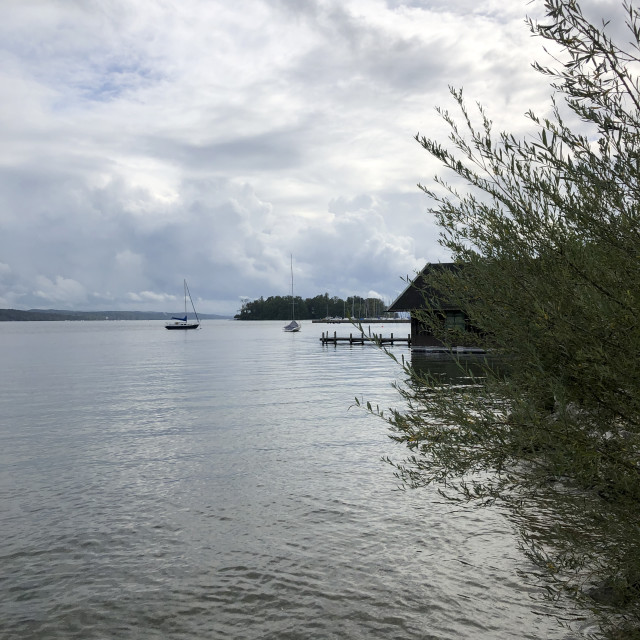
[165,323,200,330]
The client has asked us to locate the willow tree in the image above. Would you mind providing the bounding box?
[367,1,640,637]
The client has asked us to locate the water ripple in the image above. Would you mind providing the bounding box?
[0,321,588,639]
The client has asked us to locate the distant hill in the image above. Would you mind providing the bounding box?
[0,309,232,321]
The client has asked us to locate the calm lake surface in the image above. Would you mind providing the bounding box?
[0,320,586,639]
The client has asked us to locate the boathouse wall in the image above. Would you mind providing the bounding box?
[388,263,477,349]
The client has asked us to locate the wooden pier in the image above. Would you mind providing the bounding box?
[312,318,409,324]
[320,330,411,346]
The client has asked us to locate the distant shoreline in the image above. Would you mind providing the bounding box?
[0,309,231,322]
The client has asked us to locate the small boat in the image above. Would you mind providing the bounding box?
[283,319,300,332]
[165,280,200,330]
[283,255,300,332]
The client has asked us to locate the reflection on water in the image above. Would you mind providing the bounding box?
[410,352,504,386]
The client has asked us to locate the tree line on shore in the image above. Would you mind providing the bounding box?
[235,293,392,320]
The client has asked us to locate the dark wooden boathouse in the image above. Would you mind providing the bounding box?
[387,263,481,351]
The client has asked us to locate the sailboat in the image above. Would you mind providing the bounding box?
[283,255,300,332]
[165,279,201,330]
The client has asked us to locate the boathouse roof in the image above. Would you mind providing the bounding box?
[387,263,460,312]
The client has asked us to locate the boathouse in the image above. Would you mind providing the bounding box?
[387,263,478,351]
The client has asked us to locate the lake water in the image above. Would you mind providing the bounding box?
[0,320,587,639]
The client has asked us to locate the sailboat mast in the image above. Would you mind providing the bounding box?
[290,254,295,321]
[184,280,188,317]
[184,279,200,323]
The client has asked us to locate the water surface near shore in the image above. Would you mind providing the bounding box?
[0,320,585,639]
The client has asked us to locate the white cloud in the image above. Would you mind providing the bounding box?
[127,290,176,304]
[33,275,86,306]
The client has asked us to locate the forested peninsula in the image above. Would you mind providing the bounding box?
[235,293,391,321]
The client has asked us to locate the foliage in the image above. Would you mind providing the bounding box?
[235,293,389,320]
[365,1,640,636]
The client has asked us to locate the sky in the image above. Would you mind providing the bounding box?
[0,0,627,315]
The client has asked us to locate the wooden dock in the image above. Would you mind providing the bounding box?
[320,330,411,346]
[312,318,409,324]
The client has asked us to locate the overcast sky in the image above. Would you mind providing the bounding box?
[0,0,626,314]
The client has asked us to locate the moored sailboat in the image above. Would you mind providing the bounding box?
[283,255,300,332]
[165,280,200,330]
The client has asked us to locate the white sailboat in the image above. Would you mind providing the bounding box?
[165,280,201,330]
[283,255,300,332]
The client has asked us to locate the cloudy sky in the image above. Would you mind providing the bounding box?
[0,0,625,314]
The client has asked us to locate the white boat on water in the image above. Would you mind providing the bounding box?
[165,280,200,330]
[283,319,300,332]
[284,255,300,333]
